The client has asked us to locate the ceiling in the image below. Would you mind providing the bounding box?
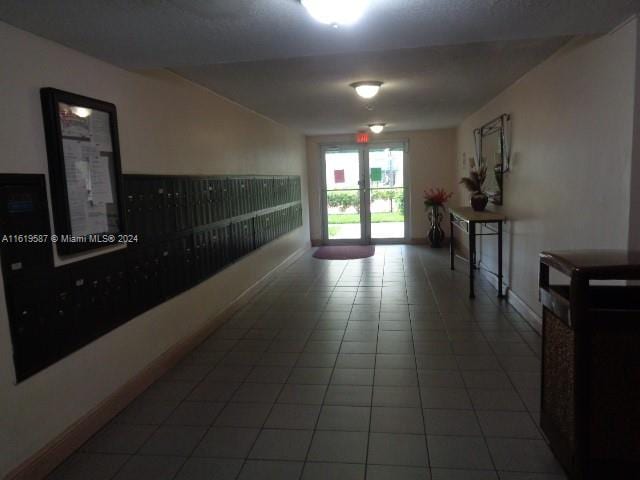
[174,38,569,134]
[1,0,638,134]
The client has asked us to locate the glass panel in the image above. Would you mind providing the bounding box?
[481,129,503,204]
[368,148,405,239]
[325,150,361,240]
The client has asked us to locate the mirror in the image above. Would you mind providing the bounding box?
[474,114,510,205]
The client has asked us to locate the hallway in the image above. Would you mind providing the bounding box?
[48,245,564,480]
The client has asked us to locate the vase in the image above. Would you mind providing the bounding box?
[471,193,488,212]
[427,205,445,248]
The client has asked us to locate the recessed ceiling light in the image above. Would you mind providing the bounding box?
[351,81,383,99]
[301,0,369,27]
[369,123,386,134]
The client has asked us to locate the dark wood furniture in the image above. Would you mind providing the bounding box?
[449,206,506,298]
[539,250,640,479]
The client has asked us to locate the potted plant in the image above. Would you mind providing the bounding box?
[460,158,488,211]
[423,187,453,247]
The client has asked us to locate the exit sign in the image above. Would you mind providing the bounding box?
[356,132,369,144]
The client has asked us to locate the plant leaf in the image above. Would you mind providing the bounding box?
[459,177,478,192]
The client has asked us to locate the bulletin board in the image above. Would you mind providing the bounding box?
[41,88,124,255]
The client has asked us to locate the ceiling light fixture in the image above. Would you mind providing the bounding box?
[351,81,383,99]
[301,0,369,27]
[369,123,386,134]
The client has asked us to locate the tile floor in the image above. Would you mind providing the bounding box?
[48,245,567,480]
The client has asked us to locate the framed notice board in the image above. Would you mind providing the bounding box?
[41,88,124,255]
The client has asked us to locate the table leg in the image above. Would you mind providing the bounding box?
[498,221,503,298]
[450,213,455,270]
[469,222,476,299]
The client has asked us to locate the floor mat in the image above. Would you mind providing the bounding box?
[312,245,375,260]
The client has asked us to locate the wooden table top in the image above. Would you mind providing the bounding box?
[540,250,640,279]
[449,206,506,222]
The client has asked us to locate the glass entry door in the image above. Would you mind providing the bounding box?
[322,143,407,244]
[367,146,405,240]
[323,148,364,242]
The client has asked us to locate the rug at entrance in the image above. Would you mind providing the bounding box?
[312,245,375,260]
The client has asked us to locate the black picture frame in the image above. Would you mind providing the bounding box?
[41,88,125,255]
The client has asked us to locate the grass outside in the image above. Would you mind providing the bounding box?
[328,212,404,224]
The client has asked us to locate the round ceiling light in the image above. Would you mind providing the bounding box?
[351,81,383,99]
[301,0,369,26]
[369,123,386,134]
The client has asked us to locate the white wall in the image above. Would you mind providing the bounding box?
[306,129,457,243]
[629,20,640,251]
[456,18,638,318]
[0,22,310,476]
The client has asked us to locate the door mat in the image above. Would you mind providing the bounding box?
[313,245,375,260]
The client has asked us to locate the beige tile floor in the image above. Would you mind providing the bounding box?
[48,245,567,480]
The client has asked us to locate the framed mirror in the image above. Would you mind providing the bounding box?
[474,114,510,205]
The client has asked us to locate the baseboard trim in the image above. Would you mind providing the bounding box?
[5,243,310,480]
[506,286,542,333]
[478,268,542,333]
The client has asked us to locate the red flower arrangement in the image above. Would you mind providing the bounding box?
[423,187,453,207]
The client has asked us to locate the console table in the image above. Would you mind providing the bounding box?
[449,206,506,298]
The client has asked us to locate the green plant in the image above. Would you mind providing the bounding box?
[371,188,404,212]
[395,191,405,215]
[328,212,403,224]
[380,189,396,211]
[327,191,359,212]
[370,190,384,202]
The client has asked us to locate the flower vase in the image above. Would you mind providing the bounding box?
[427,205,445,248]
[471,193,488,211]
